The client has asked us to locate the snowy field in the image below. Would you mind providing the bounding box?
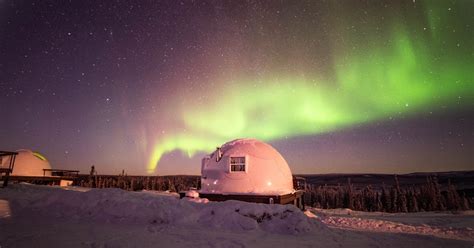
[0,184,473,248]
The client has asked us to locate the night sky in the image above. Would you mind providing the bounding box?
[1,0,472,175]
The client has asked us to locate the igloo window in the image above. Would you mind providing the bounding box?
[230,156,246,172]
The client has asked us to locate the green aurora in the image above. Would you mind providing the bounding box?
[148,1,473,173]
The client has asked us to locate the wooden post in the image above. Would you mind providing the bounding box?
[2,171,9,187]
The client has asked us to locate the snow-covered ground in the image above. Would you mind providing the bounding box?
[0,184,472,248]
[312,208,474,241]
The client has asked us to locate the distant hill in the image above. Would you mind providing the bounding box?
[295,170,474,190]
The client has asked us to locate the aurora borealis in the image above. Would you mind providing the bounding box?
[1,0,473,175]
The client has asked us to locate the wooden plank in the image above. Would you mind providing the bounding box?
[199,193,277,204]
[0,151,18,156]
[187,191,305,209]
[43,169,80,173]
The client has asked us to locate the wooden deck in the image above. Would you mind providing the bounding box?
[43,169,80,177]
[6,175,77,185]
[180,190,305,210]
[0,151,18,187]
[0,168,12,187]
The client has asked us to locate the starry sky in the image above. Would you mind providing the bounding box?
[0,0,472,175]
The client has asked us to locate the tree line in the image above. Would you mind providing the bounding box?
[74,173,472,212]
[304,175,472,212]
[75,174,200,193]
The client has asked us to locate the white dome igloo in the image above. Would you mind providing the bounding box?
[200,138,294,195]
[0,149,52,176]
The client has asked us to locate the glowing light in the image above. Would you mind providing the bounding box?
[147,1,474,173]
[33,152,47,161]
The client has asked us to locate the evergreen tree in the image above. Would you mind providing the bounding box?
[390,187,398,212]
[381,187,391,212]
[446,180,461,210]
[376,192,383,212]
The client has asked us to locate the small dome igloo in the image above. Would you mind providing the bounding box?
[200,138,294,195]
[0,149,52,176]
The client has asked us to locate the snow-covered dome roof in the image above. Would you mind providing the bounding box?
[200,138,294,195]
[0,149,52,176]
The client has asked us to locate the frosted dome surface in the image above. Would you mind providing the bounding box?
[200,138,294,195]
[0,149,52,176]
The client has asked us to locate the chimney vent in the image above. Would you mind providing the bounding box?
[215,147,222,162]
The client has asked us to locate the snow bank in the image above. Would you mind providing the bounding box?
[311,208,474,241]
[1,184,317,234]
[197,200,316,234]
[2,185,473,248]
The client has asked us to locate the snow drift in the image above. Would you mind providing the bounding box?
[1,184,473,248]
[2,184,317,234]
